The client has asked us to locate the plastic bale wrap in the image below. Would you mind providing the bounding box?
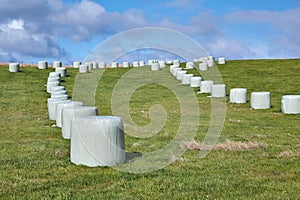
[176,70,187,80]
[159,61,166,68]
[230,88,247,103]
[73,61,81,68]
[62,106,98,139]
[111,62,118,68]
[190,76,202,87]
[55,67,67,77]
[123,62,130,68]
[182,74,193,85]
[173,60,180,66]
[46,81,60,93]
[211,84,226,98]
[151,63,160,71]
[281,95,300,114]
[50,86,65,93]
[172,68,182,77]
[53,61,62,68]
[79,64,89,73]
[218,57,226,65]
[55,101,84,128]
[92,62,98,69]
[71,116,125,167]
[199,80,214,93]
[98,62,106,68]
[199,62,208,71]
[38,61,48,69]
[47,99,71,120]
[133,61,139,67]
[139,61,145,67]
[9,63,19,72]
[251,92,271,109]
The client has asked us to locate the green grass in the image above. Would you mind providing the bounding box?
[0,59,299,199]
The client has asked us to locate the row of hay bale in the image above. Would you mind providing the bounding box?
[45,70,126,167]
[165,57,300,114]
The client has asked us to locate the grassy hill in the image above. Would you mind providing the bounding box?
[0,59,299,199]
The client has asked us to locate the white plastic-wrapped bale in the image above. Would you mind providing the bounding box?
[98,62,106,68]
[281,95,300,114]
[73,61,81,68]
[47,76,60,85]
[51,90,67,98]
[49,72,60,77]
[211,84,226,98]
[46,81,60,93]
[47,99,71,120]
[51,94,68,100]
[55,67,67,77]
[148,60,154,66]
[133,61,139,67]
[56,101,84,128]
[251,92,271,109]
[123,62,130,68]
[207,59,214,67]
[173,60,180,66]
[166,60,173,65]
[159,61,166,68]
[176,70,187,80]
[190,77,202,87]
[139,61,145,67]
[84,62,92,71]
[172,68,182,77]
[38,61,48,69]
[50,86,65,93]
[186,62,194,69]
[9,63,19,72]
[151,63,160,71]
[199,80,214,93]
[199,62,208,71]
[182,74,193,85]
[71,116,125,167]
[53,61,62,68]
[79,64,89,73]
[169,65,179,73]
[62,106,98,139]
[193,58,199,62]
[230,88,247,103]
[92,62,98,69]
[111,62,118,68]
[218,57,226,65]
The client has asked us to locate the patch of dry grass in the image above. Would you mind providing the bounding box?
[276,150,300,158]
[183,139,267,151]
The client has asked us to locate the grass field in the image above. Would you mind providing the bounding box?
[0,59,299,199]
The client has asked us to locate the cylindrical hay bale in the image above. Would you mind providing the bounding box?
[55,67,67,77]
[56,101,84,128]
[92,62,98,69]
[51,94,68,101]
[49,72,60,77]
[98,62,106,68]
[46,81,60,93]
[166,60,173,65]
[173,60,180,66]
[148,60,154,66]
[9,63,19,72]
[172,68,182,77]
[251,92,271,109]
[62,106,98,139]
[51,90,67,98]
[133,61,139,67]
[71,116,125,167]
[199,62,208,71]
[230,88,247,103]
[53,61,62,68]
[151,63,160,71]
[190,77,202,88]
[47,99,71,120]
[123,62,130,68]
[199,57,208,63]
[218,57,226,65]
[208,56,214,61]
[47,76,60,84]
[139,61,145,67]
[159,61,166,69]
[50,86,65,93]
[176,70,187,80]
[182,74,194,85]
[169,65,179,73]
[38,61,48,69]
[211,84,226,98]
[199,80,214,93]
[73,61,81,68]
[111,62,118,68]
[186,62,194,69]
[207,59,214,67]
[193,58,199,62]
[79,64,89,73]
[281,95,300,114]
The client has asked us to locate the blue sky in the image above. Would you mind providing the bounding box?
[0,0,299,64]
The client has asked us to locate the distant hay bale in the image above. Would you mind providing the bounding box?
[183,140,267,151]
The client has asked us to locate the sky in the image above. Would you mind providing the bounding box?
[0,0,300,64]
